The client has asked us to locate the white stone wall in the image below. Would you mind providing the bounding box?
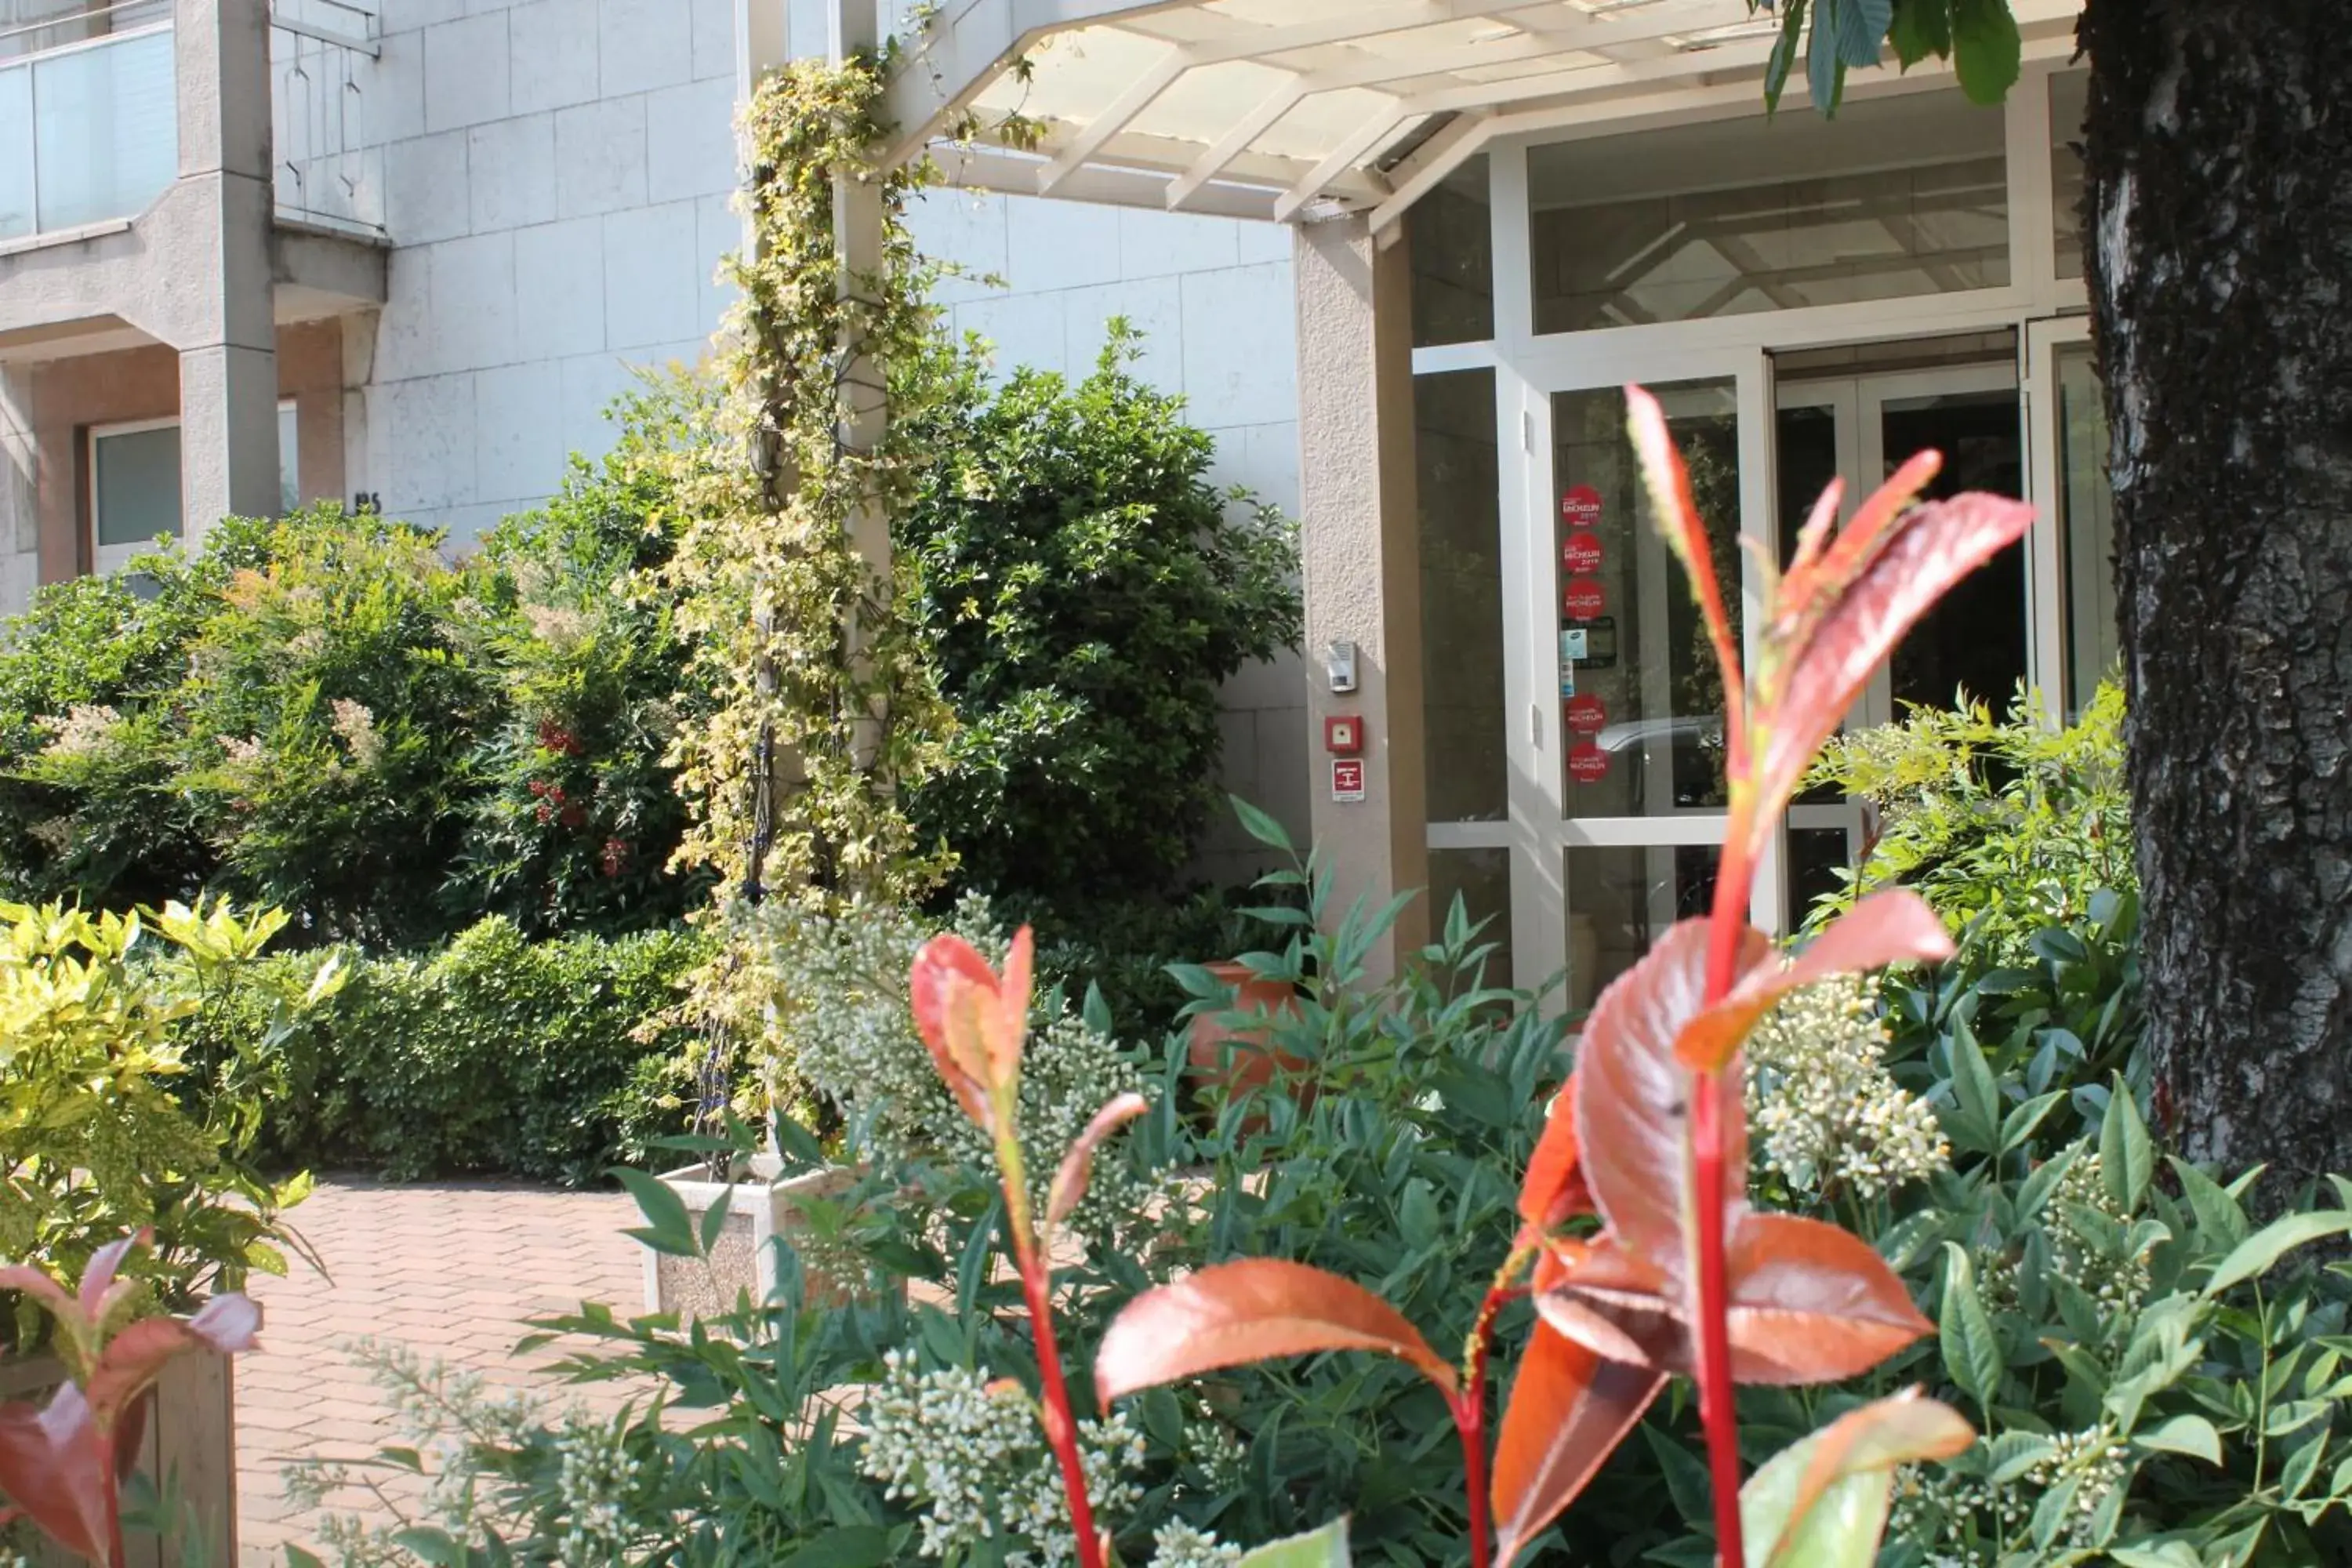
[907,188,1311,877]
[348,0,742,543]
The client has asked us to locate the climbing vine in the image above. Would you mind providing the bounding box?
[652,53,956,912]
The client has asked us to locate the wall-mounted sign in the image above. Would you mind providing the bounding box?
[1566,615,1619,670]
[1566,695,1607,736]
[1559,662,1577,698]
[1567,742,1610,785]
[1559,627,1588,662]
[1564,577,1606,622]
[1331,757,1366,803]
[1562,530,1604,575]
[1561,484,1603,528]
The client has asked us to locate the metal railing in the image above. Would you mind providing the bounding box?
[271,0,383,235]
[0,8,176,244]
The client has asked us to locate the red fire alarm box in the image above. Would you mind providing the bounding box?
[1324,715,1365,754]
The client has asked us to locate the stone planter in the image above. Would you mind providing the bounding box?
[641,1156,864,1318]
[0,1340,240,1568]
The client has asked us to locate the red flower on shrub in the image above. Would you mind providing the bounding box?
[600,839,630,877]
[559,803,586,829]
[535,718,583,757]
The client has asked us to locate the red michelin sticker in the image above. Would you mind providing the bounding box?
[1563,577,1606,622]
[1566,695,1607,736]
[1567,742,1610,784]
[1562,529,1603,575]
[1561,484,1603,528]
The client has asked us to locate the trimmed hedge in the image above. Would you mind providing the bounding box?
[241,917,708,1185]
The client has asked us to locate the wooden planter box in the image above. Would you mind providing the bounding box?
[641,1156,865,1318]
[0,1344,239,1568]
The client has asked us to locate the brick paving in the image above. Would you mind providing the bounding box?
[235,1180,649,1566]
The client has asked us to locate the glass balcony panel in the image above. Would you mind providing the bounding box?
[33,27,176,233]
[0,64,31,240]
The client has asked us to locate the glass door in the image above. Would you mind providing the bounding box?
[1512,350,1775,1022]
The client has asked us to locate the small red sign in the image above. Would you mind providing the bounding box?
[1563,577,1606,622]
[1331,758,1367,802]
[1566,694,1607,736]
[1324,715,1364,754]
[1567,742,1611,785]
[1562,529,1604,575]
[1561,484,1603,528]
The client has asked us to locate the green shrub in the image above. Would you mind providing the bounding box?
[900,328,1302,906]
[0,898,322,1352]
[1806,681,2132,964]
[249,917,708,1184]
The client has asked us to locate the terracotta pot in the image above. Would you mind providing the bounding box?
[1187,960,1308,1123]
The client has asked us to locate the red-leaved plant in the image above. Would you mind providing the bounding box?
[1095,387,2034,1565]
[908,386,2036,1565]
[0,1232,261,1566]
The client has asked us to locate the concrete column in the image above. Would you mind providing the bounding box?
[172,0,278,537]
[1294,214,1427,982]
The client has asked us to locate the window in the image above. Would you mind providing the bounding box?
[1410,154,1494,347]
[1417,368,1505,822]
[2051,69,2089,281]
[88,401,300,575]
[1529,92,2010,335]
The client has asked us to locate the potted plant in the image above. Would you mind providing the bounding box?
[1182,959,1306,1126]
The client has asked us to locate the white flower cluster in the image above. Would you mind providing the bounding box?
[329,697,385,770]
[1890,1425,2128,1563]
[1744,975,1948,1200]
[1149,1519,1244,1566]
[2049,1145,2153,1314]
[760,894,1156,1236]
[37,702,121,760]
[860,1352,1147,1566]
[281,1340,646,1567]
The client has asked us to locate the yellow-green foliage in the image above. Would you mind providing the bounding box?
[648,55,955,907]
[1804,682,2132,961]
[0,899,326,1348]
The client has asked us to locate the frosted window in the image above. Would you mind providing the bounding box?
[93,425,181,550]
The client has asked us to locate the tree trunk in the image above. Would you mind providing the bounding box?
[2081,0,2352,1192]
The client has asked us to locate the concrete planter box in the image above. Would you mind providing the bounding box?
[0,1340,241,1568]
[641,1156,864,1318]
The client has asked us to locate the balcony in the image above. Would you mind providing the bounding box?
[0,0,383,249]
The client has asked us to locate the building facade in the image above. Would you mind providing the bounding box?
[0,0,1310,871]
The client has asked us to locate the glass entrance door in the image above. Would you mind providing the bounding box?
[1512,350,1773,1022]
[1771,358,2027,927]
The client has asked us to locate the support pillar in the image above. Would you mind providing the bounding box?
[173,0,278,539]
[1294,214,1427,982]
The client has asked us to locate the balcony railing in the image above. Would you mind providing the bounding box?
[0,0,384,247]
[272,0,383,235]
[0,3,176,244]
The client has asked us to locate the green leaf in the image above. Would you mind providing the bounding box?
[2205,1210,2352,1298]
[1644,1422,1717,1528]
[612,1167,700,1258]
[1806,0,1843,112]
[2171,1156,2251,1254]
[1833,0,1889,68]
[1947,1017,2001,1155]
[1740,1393,1973,1568]
[285,1551,329,1568]
[390,1529,466,1567]
[1889,0,1953,66]
[1763,0,1810,111]
[2100,1080,2154,1211]
[1940,1243,2003,1412]
[1950,0,2022,104]
[2136,1414,2223,1465]
[698,1180,735,1256]
[779,1528,895,1568]
[1999,1091,2065,1155]
[1236,1518,1352,1566]
[1230,794,1296,854]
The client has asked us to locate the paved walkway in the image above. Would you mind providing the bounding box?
[236,1180,648,1566]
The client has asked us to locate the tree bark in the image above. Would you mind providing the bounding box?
[2082,0,2352,1192]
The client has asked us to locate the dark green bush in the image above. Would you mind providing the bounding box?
[900,327,1302,906]
[245,917,708,1185]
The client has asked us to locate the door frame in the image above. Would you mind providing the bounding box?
[1501,342,1780,1008]
[2024,314,2096,724]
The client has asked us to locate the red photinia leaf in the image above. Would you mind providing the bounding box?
[1743,1389,1974,1567]
[1724,1214,1934,1385]
[1517,1079,1593,1232]
[1674,891,1955,1073]
[1574,920,1770,1270]
[0,1384,109,1561]
[82,1293,260,1435]
[1627,385,1748,766]
[909,930,1034,1129]
[1094,1259,1459,1405]
[1046,1092,1150,1229]
[1490,1321,1666,1568]
[1751,492,2036,845]
[1535,1218,1931,1388]
[1769,451,1944,652]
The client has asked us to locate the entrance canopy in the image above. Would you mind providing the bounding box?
[880,0,2084,229]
